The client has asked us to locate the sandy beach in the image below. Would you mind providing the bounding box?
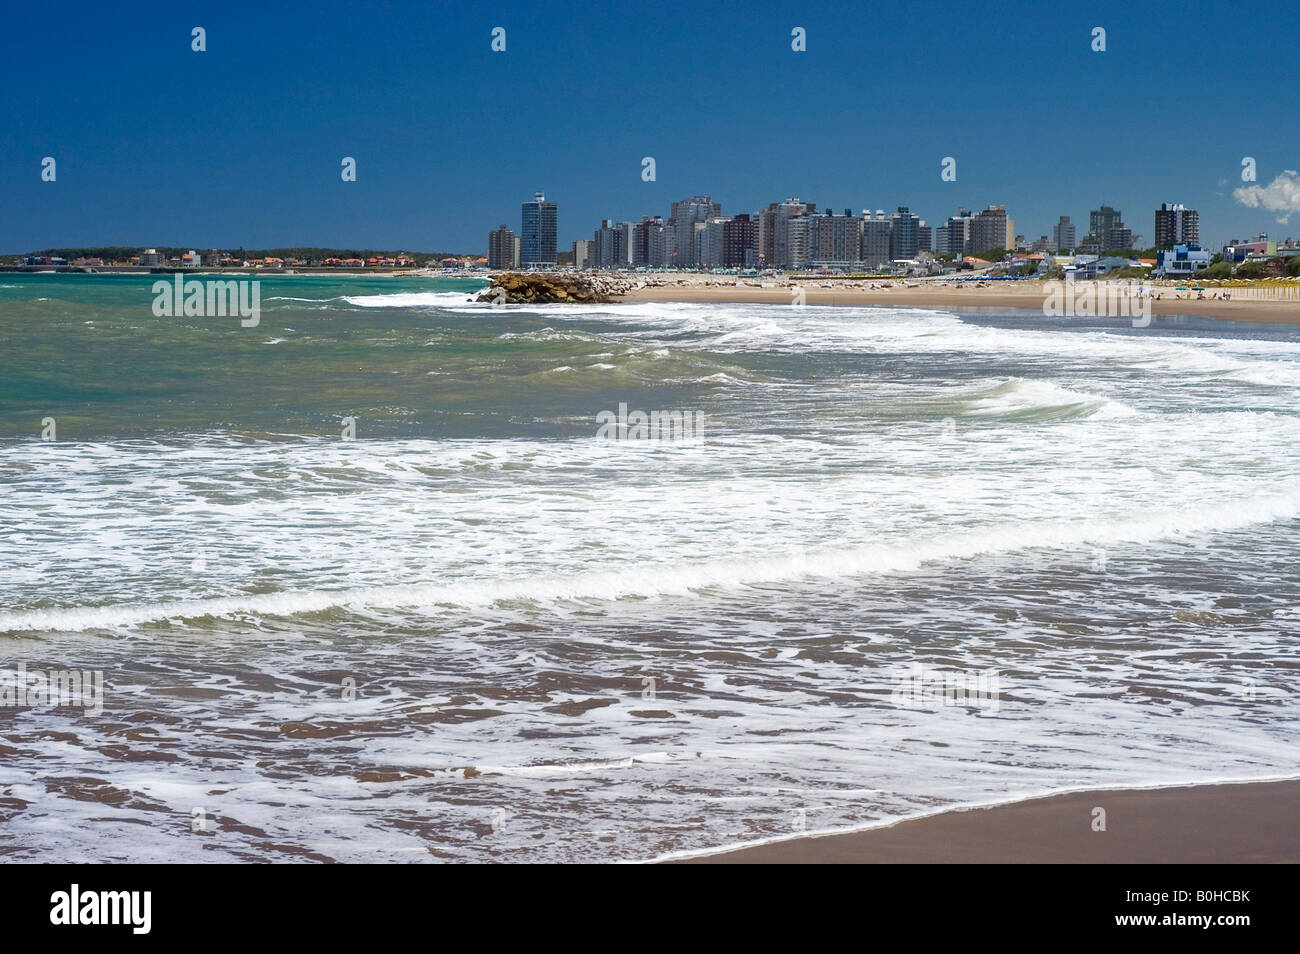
[666,778,1300,863]
[619,275,1300,324]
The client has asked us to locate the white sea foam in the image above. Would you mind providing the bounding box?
[341,291,478,308]
[5,292,1300,862]
[4,480,1297,634]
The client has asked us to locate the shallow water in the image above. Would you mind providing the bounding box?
[1,274,1297,861]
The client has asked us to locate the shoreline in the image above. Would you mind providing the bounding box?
[618,280,1300,324]
[661,777,1300,863]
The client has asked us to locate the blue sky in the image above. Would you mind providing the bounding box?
[3,0,1297,253]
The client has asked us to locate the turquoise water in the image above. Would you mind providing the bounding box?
[2,274,1299,861]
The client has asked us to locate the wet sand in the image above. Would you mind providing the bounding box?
[620,282,1300,324]
[666,778,1300,863]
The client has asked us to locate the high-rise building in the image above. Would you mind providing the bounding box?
[629,216,664,267]
[889,207,920,260]
[1106,226,1134,250]
[917,222,932,254]
[617,222,638,267]
[1154,203,1199,248]
[648,219,669,267]
[756,204,779,265]
[520,192,557,268]
[488,224,515,269]
[721,213,757,268]
[860,211,893,268]
[1084,204,1130,250]
[937,208,973,256]
[1089,205,1122,240]
[771,197,815,268]
[572,239,592,269]
[808,210,863,268]
[698,218,727,268]
[1052,215,1076,252]
[968,205,1009,256]
[592,219,625,269]
[669,196,721,268]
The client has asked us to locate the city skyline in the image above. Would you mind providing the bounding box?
[3,1,1298,254]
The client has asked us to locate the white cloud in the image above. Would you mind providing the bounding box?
[1234,169,1300,224]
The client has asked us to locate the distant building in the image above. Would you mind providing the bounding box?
[916,222,932,254]
[936,208,972,256]
[721,213,757,268]
[572,239,592,269]
[1106,226,1134,250]
[1076,256,1136,279]
[520,192,557,268]
[139,248,165,267]
[889,206,920,260]
[670,196,721,268]
[808,210,862,269]
[756,204,780,264]
[860,211,893,268]
[1222,235,1275,261]
[1156,244,1210,277]
[488,225,515,269]
[1083,205,1131,251]
[695,218,723,268]
[629,216,664,267]
[968,205,1009,256]
[768,197,814,269]
[592,219,625,269]
[1154,203,1199,248]
[1089,205,1122,240]
[647,218,669,267]
[1052,216,1075,252]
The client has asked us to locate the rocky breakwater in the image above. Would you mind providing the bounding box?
[474,272,629,304]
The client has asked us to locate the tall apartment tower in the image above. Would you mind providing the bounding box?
[917,222,932,254]
[888,207,920,260]
[967,205,1009,256]
[629,216,664,267]
[772,198,816,268]
[1052,216,1076,251]
[936,208,972,256]
[669,196,721,268]
[592,219,625,269]
[860,210,893,268]
[808,210,863,268]
[488,224,516,269]
[721,213,757,267]
[572,239,592,269]
[1088,205,1122,241]
[1155,203,1199,248]
[520,191,557,268]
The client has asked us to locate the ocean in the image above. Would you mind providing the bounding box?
[1,272,1297,861]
